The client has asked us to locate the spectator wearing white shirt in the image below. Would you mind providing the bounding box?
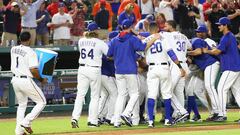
[138,0,155,19]
[51,3,73,46]
[156,0,174,21]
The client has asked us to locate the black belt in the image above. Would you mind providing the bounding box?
[79,64,100,68]
[149,62,168,65]
[179,61,183,63]
[13,74,27,78]
[22,27,36,29]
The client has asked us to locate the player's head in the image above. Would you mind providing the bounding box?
[195,24,208,39]
[164,20,177,32]
[108,31,119,40]
[85,22,99,38]
[20,31,31,45]
[149,22,159,34]
[122,19,133,31]
[215,17,231,33]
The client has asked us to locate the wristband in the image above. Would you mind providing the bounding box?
[177,63,182,69]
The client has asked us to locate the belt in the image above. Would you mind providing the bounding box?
[13,74,28,78]
[149,62,168,66]
[22,27,36,29]
[79,64,100,68]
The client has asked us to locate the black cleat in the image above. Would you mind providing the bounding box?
[174,113,189,123]
[190,115,202,122]
[205,113,218,122]
[20,125,33,134]
[214,116,227,122]
[87,122,100,127]
[121,115,133,127]
[71,119,79,128]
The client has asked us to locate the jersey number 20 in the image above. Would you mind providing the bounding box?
[81,49,94,59]
[150,42,162,54]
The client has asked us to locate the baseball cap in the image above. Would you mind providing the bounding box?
[146,14,154,22]
[87,22,99,31]
[195,25,208,33]
[215,17,231,25]
[58,2,65,8]
[11,2,19,7]
[108,31,119,39]
[122,19,132,29]
[139,32,150,38]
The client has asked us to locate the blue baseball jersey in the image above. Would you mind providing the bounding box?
[101,42,115,76]
[217,32,240,72]
[191,38,217,70]
[107,33,146,74]
[118,11,136,26]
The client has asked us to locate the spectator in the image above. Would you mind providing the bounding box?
[138,0,154,19]
[118,3,136,28]
[155,12,166,32]
[156,0,174,21]
[174,0,200,39]
[21,0,45,46]
[92,0,113,31]
[1,2,21,46]
[207,2,226,43]
[69,0,87,45]
[193,0,205,26]
[118,0,141,22]
[225,0,240,35]
[52,2,73,46]
[203,0,214,21]
[134,14,154,32]
[36,2,51,46]
[47,0,68,17]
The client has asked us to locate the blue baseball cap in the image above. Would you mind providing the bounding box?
[139,32,150,37]
[195,25,208,33]
[215,17,231,25]
[122,19,132,29]
[108,31,119,39]
[87,22,99,31]
[146,14,154,22]
[58,2,65,8]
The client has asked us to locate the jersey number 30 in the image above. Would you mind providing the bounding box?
[81,49,94,59]
[150,42,162,54]
[176,41,186,52]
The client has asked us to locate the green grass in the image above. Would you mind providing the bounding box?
[0,111,239,135]
[134,129,240,135]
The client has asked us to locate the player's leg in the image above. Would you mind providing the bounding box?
[204,62,220,115]
[121,74,139,126]
[11,78,28,135]
[71,68,90,126]
[88,68,102,126]
[98,84,108,124]
[231,75,240,107]
[113,74,128,127]
[102,76,118,124]
[146,68,160,127]
[137,73,147,123]
[216,71,239,121]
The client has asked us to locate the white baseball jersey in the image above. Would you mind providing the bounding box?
[168,31,191,62]
[143,32,172,65]
[78,37,108,67]
[205,38,217,48]
[11,45,39,77]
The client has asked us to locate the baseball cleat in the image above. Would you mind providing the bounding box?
[205,113,218,122]
[214,116,227,122]
[164,119,175,126]
[20,125,33,134]
[174,113,189,123]
[87,122,100,127]
[148,121,155,128]
[114,124,121,128]
[190,115,202,122]
[71,119,79,128]
[120,115,133,127]
[234,118,240,123]
[104,119,114,126]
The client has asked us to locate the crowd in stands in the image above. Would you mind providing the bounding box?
[0,0,239,47]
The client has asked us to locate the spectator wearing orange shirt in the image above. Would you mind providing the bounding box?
[117,0,141,22]
[47,0,68,17]
[92,0,114,31]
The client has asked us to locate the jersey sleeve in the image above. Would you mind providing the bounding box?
[28,50,39,69]
[107,40,114,57]
[101,41,109,55]
[132,36,146,51]
[217,37,227,53]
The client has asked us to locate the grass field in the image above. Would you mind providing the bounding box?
[0,110,239,135]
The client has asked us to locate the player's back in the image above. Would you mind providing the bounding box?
[78,37,108,67]
[11,45,38,77]
[144,33,171,65]
[169,31,191,62]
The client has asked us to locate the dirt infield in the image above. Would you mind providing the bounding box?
[54,124,240,135]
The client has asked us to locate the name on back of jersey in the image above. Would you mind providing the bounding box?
[12,48,27,57]
[79,40,96,47]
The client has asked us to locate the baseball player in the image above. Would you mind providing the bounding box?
[203,17,240,122]
[71,22,109,128]
[163,20,191,120]
[11,31,47,135]
[107,19,160,127]
[144,22,186,127]
[98,31,119,125]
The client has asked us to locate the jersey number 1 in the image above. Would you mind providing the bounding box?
[81,49,94,59]
[16,57,19,68]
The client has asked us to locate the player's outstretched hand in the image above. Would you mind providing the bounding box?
[180,68,186,78]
